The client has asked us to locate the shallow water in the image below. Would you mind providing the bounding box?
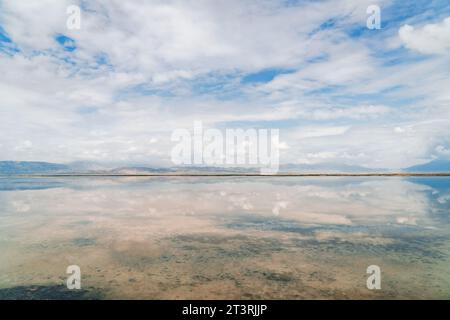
[0,176,449,299]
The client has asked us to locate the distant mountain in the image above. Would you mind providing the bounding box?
[0,161,69,174]
[2,160,448,175]
[66,161,115,172]
[173,166,260,173]
[279,163,383,173]
[112,166,261,174]
[111,167,175,174]
[406,159,450,172]
[111,164,385,174]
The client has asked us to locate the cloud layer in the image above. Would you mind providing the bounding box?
[0,0,449,169]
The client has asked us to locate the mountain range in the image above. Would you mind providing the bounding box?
[0,161,69,174]
[404,159,450,172]
[0,160,448,174]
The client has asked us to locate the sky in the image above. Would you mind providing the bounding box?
[0,0,449,169]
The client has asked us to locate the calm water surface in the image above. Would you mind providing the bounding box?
[0,176,449,299]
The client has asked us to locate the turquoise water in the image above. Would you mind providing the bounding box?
[0,176,449,299]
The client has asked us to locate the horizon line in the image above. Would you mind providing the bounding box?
[1,172,450,177]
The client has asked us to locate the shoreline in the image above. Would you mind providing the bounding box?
[1,173,450,177]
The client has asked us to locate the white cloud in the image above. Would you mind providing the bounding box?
[293,126,350,139]
[399,17,450,55]
[436,145,450,156]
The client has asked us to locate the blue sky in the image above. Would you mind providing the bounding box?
[0,0,449,169]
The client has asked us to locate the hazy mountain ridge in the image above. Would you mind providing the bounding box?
[405,159,450,172]
[278,163,383,173]
[0,161,69,174]
[0,160,448,174]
